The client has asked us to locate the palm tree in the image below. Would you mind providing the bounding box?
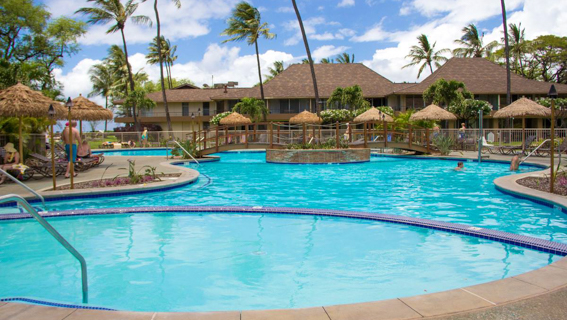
[501,0,511,106]
[88,62,115,131]
[163,38,177,88]
[151,0,180,132]
[76,0,151,132]
[453,24,498,59]
[508,23,528,75]
[327,85,370,111]
[147,36,176,88]
[320,58,334,64]
[221,1,275,106]
[336,52,355,63]
[301,58,310,64]
[403,34,450,78]
[264,60,284,81]
[232,97,268,122]
[291,0,320,114]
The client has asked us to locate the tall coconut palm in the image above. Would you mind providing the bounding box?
[150,0,180,132]
[147,36,175,88]
[221,1,275,106]
[88,62,115,131]
[501,0,511,106]
[336,52,355,63]
[403,34,449,78]
[508,23,528,75]
[453,24,498,59]
[76,0,151,132]
[291,0,320,114]
[163,38,177,88]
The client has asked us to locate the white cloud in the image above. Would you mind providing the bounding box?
[312,45,350,61]
[53,58,103,104]
[283,17,346,46]
[276,6,294,13]
[46,0,239,46]
[338,0,355,8]
[352,22,389,42]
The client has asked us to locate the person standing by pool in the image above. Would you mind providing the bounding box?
[62,121,81,178]
[141,127,148,148]
[458,123,466,149]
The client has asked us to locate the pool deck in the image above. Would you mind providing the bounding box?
[1,150,567,319]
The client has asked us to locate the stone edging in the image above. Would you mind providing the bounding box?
[1,206,567,319]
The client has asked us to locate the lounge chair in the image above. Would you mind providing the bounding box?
[25,153,66,178]
[54,144,98,172]
[498,136,536,155]
[534,138,567,157]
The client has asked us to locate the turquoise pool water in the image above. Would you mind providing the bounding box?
[31,152,567,242]
[0,212,559,311]
[1,152,566,311]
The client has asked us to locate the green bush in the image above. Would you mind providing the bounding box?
[432,135,454,155]
[210,111,232,125]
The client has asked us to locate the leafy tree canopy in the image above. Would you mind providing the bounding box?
[422,78,473,108]
[327,85,370,111]
[232,97,268,122]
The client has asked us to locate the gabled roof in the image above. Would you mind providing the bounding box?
[260,63,395,99]
[395,58,567,95]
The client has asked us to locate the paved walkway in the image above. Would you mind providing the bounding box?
[0,155,182,198]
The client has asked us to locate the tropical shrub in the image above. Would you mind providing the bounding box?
[432,135,454,155]
[320,109,352,124]
[448,99,493,123]
[210,111,231,125]
[327,85,371,110]
[171,139,198,159]
[423,78,473,108]
[232,97,268,122]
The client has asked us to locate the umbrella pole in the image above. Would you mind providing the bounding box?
[79,120,83,137]
[303,124,306,145]
[18,116,23,164]
[522,118,525,154]
[69,111,74,189]
[51,122,56,190]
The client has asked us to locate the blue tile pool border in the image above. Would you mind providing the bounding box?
[2,206,566,256]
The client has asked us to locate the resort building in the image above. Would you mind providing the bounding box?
[115,58,567,131]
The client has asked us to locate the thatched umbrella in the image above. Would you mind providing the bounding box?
[0,83,66,162]
[289,110,322,124]
[493,97,550,151]
[410,104,457,121]
[71,94,114,135]
[219,112,252,126]
[289,111,322,144]
[353,107,394,123]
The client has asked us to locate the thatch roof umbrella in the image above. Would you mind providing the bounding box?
[71,94,114,135]
[289,111,322,144]
[493,97,550,151]
[289,110,322,124]
[0,83,66,162]
[409,104,457,121]
[353,107,394,123]
[219,112,252,126]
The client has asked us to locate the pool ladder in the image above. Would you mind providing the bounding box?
[0,192,89,304]
[166,140,200,166]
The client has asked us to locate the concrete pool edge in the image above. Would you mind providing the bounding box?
[1,206,567,319]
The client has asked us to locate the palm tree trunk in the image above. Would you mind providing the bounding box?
[291,0,320,115]
[501,0,511,106]
[254,40,267,121]
[120,28,140,132]
[154,0,172,132]
[428,62,433,75]
[104,95,108,132]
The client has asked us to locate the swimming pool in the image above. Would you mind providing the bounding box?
[1,152,566,311]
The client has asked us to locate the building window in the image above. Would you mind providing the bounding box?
[279,99,289,114]
[203,102,210,116]
[182,103,189,116]
[289,99,300,113]
[269,99,280,114]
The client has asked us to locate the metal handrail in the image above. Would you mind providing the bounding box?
[521,139,551,164]
[0,168,47,212]
[0,194,88,303]
[166,140,200,166]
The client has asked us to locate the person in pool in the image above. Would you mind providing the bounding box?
[510,155,520,171]
[454,162,465,171]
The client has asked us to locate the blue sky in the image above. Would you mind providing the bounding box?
[39,0,567,106]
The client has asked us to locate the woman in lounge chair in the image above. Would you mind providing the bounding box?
[0,143,20,184]
[78,140,102,164]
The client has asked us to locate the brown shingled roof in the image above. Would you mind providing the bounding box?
[258,63,395,99]
[144,88,248,103]
[395,57,567,95]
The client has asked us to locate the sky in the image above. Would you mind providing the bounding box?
[40,0,567,121]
